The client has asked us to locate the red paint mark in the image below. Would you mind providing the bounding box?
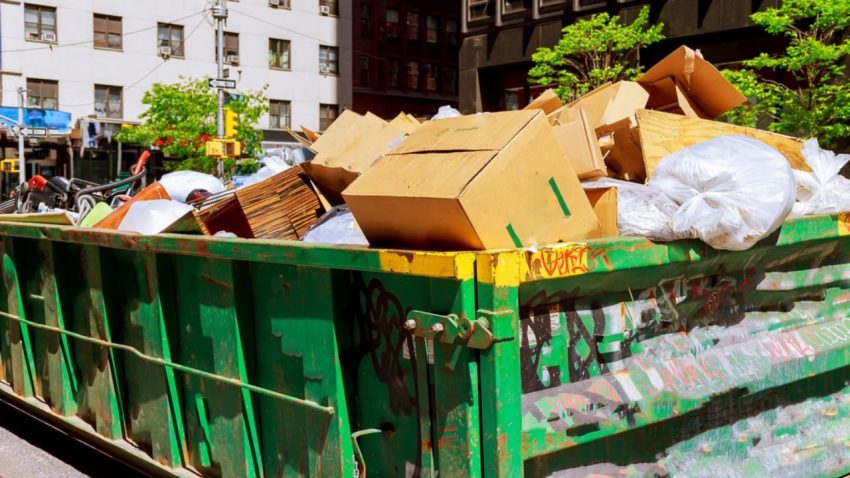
[535,245,592,278]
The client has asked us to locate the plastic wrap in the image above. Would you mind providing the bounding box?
[790,138,850,218]
[302,206,369,246]
[650,135,796,251]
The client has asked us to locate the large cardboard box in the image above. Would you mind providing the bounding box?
[343,110,599,250]
[638,46,746,120]
[303,111,407,205]
[551,108,607,180]
[524,89,563,114]
[584,187,618,238]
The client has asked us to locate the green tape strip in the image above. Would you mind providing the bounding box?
[506,223,523,248]
[549,177,571,217]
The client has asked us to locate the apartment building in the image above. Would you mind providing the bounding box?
[0,0,352,179]
[459,0,787,113]
[351,0,459,118]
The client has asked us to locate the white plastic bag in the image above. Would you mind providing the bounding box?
[117,200,193,235]
[582,178,694,242]
[790,138,850,218]
[302,206,369,246]
[238,156,292,188]
[432,105,461,120]
[650,135,796,251]
[159,171,225,202]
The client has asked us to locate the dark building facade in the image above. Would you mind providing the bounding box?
[459,0,787,113]
[352,0,460,118]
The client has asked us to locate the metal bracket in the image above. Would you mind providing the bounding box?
[405,309,515,350]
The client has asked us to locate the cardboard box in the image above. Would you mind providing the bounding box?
[551,108,607,180]
[567,81,649,129]
[597,118,646,182]
[303,110,407,205]
[343,110,599,250]
[195,165,324,240]
[388,111,421,134]
[584,187,618,238]
[524,89,563,114]
[638,46,746,120]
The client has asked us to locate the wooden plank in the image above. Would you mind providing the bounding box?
[636,109,810,178]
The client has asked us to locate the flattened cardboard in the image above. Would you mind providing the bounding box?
[303,112,407,205]
[551,108,607,179]
[389,112,421,134]
[584,187,618,238]
[567,81,648,129]
[638,46,746,119]
[524,89,563,114]
[636,109,811,177]
[344,110,599,250]
[597,118,646,182]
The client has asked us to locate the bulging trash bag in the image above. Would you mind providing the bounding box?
[582,178,694,242]
[650,135,796,251]
[432,105,461,120]
[159,171,225,202]
[790,138,850,218]
[302,206,369,246]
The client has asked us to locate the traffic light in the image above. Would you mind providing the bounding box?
[224,107,238,138]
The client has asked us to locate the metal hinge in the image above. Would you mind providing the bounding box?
[404,309,515,350]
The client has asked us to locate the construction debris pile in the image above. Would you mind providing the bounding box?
[7,46,850,252]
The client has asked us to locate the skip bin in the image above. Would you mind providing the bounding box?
[0,214,849,477]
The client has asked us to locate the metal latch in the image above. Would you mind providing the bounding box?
[404,309,513,350]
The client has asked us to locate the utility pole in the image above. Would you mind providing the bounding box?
[17,87,25,186]
[212,0,227,178]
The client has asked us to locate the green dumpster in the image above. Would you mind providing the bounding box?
[0,213,848,477]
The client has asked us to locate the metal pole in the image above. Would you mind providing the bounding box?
[16,87,25,185]
[117,140,122,174]
[213,0,227,178]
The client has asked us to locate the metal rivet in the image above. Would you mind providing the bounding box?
[403,319,417,330]
[431,323,444,333]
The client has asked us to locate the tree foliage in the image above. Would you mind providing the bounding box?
[724,0,850,150]
[528,6,664,101]
[115,77,268,174]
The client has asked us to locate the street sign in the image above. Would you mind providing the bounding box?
[209,78,236,89]
[20,127,48,137]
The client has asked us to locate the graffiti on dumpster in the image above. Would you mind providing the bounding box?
[524,244,594,281]
[352,274,417,416]
[519,270,757,394]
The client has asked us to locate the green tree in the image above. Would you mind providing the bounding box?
[115,77,268,174]
[528,6,664,101]
[724,0,850,150]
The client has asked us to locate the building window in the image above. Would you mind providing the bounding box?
[94,85,123,118]
[468,0,494,21]
[93,14,122,50]
[26,78,58,110]
[319,0,338,15]
[503,90,520,110]
[358,55,370,86]
[446,20,458,48]
[425,64,439,92]
[216,32,240,64]
[539,0,567,5]
[405,61,420,90]
[573,0,605,10]
[269,100,291,129]
[503,0,531,14]
[385,59,400,88]
[24,4,57,42]
[385,9,399,38]
[406,12,419,41]
[426,16,439,44]
[157,23,185,57]
[319,104,339,131]
[269,38,291,69]
[360,4,371,39]
[319,45,339,75]
[269,0,291,8]
[444,68,458,94]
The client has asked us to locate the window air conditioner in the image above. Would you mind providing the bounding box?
[41,32,57,42]
[227,54,240,64]
[319,65,330,75]
[158,45,172,57]
[269,0,280,6]
[320,5,331,15]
